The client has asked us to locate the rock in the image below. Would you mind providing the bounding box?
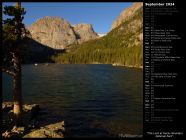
[2,102,13,112]
[27,16,98,49]
[45,121,65,133]
[27,16,77,49]
[111,2,143,30]
[73,24,98,43]
[4,103,40,121]
[2,102,40,131]
[11,126,25,134]
[23,129,48,138]
[2,102,40,113]
[23,104,40,112]
[23,128,62,138]
[2,131,11,138]
[23,121,65,138]
[108,2,143,49]
[2,102,65,138]
[22,104,40,123]
[2,126,25,138]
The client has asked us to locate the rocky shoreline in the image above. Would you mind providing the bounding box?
[53,62,143,69]
[2,102,65,138]
[112,63,143,69]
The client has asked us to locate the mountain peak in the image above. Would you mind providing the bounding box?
[27,17,98,49]
[73,23,98,43]
[111,2,143,30]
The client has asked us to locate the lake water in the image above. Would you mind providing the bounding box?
[2,64,143,137]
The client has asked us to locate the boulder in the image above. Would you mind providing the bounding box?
[23,104,40,112]
[23,121,65,138]
[2,102,14,112]
[2,126,25,138]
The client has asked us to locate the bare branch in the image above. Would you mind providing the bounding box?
[2,67,16,77]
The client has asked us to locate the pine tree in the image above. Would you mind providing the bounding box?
[2,2,28,126]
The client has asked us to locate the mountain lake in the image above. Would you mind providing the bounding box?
[3,64,143,137]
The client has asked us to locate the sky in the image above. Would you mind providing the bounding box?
[2,2,133,34]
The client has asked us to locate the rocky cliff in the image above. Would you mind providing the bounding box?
[73,24,98,43]
[27,16,98,49]
[111,2,143,30]
[110,2,143,47]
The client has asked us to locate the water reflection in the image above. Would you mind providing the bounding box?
[3,64,143,137]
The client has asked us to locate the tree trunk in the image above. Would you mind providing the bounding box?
[12,52,23,126]
[12,2,23,126]
[15,2,21,7]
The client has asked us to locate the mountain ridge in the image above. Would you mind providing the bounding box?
[111,2,143,30]
[27,16,98,50]
[51,2,143,68]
